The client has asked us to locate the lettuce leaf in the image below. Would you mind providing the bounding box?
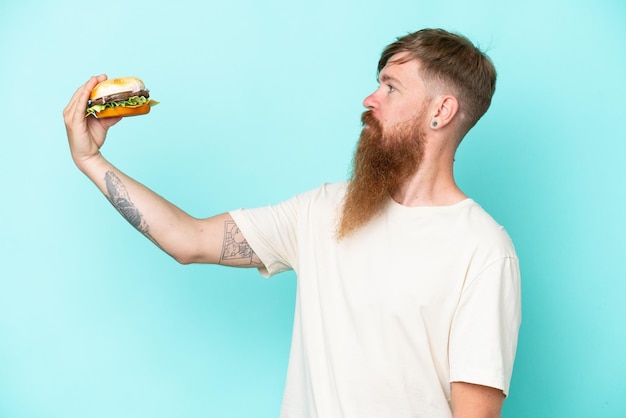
[86,95,159,117]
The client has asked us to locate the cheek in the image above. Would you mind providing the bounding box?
[397,105,428,128]
[381,111,409,130]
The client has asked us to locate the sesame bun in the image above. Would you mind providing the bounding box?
[90,77,145,101]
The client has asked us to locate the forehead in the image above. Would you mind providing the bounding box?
[378,54,423,85]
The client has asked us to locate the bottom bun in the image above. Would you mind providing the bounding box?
[96,104,151,118]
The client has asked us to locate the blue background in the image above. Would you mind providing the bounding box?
[1,0,625,417]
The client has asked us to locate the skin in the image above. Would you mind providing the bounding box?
[63,75,262,267]
[451,382,505,418]
[64,67,505,416]
[362,53,467,207]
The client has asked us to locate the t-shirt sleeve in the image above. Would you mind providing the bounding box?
[229,196,301,278]
[448,256,522,396]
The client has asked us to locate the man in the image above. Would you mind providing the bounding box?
[64,28,521,418]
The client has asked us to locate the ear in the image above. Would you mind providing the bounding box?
[429,95,459,130]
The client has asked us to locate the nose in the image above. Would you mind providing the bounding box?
[362,90,378,109]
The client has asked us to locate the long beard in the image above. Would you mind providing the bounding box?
[336,110,426,239]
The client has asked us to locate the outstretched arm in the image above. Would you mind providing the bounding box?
[63,76,263,267]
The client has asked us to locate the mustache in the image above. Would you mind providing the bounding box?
[361,110,380,129]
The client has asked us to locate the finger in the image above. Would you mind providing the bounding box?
[64,75,107,119]
[64,77,94,122]
[78,76,102,107]
[74,76,99,105]
[63,76,102,141]
[63,81,86,119]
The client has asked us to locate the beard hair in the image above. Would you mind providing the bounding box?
[336,109,426,240]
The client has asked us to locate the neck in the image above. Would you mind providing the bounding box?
[391,140,466,207]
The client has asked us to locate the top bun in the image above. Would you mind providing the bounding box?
[90,77,145,101]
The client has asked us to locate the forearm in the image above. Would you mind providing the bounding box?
[77,155,215,263]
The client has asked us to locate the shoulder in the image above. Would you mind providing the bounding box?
[231,181,347,224]
[299,181,347,200]
[460,200,517,258]
[285,181,348,210]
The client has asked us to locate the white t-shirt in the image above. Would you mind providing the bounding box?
[230,182,521,418]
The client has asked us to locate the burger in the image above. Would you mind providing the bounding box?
[86,76,158,118]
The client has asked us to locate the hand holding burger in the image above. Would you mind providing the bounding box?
[64,75,159,172]
[86,76,158,118]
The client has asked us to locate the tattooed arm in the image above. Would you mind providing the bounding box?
[103,170,261,266]
[64,76,263,267]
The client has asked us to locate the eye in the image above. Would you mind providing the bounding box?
[386,84,396,93]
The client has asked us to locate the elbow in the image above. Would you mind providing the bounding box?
[170,247,216,265]
[164,245,194,265]
[162,219,222,265]
[171,252,195,265]
[174,256,193,265]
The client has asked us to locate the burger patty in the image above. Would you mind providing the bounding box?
[90,90,150,106]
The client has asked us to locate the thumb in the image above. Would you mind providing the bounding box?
[101,116,123,130]
[94,116,122,132]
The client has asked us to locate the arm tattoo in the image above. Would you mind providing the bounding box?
[219,220,262,266]
[104,171,162,248]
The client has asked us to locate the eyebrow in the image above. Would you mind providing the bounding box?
[379,73,405,89]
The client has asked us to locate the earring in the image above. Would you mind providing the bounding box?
[431,120,438,128]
